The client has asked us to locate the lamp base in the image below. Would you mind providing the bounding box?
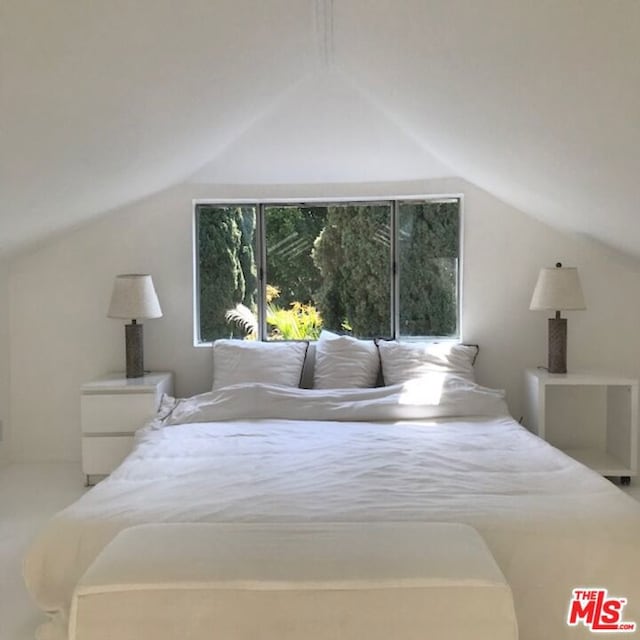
[125,323,144,378]
[548,317,567,374]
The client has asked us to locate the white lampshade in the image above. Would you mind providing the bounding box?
[529,264,586,311]
[107,274,163,320]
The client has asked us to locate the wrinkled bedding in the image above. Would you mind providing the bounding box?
[161,374,510,424]
[24,379,640,640]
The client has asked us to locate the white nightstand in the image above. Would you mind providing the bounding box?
[81,372,174,485]
[523,368,638,484]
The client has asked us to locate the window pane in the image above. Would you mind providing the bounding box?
[265,203,392,339]
[196,204,258,342]
[264,205,326,340]
[398,200,460,338]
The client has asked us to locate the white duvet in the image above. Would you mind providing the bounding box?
[24,379,640,640]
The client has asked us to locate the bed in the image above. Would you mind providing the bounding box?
[23,373,640,640]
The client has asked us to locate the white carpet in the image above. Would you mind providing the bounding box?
[0,463,86,640]
[1,462,638,640]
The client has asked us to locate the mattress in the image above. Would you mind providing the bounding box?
[24,380,640,640]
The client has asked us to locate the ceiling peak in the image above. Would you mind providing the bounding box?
[314,0,335,69]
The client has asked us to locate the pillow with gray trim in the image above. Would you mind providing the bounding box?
[212,339,308,389]
[378,341,478,385]
[313,330,379,389]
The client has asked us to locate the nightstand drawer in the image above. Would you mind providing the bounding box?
[80,372,173,484]
[81,393,159,434]
[82,436,134,475]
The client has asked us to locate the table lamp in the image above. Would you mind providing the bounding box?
[107,274,162,378]
[529,262,586,374]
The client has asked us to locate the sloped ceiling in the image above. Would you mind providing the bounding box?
[1,0,639,255]
[190,71,453,184]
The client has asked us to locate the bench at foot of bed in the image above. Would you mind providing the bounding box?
[69,522,518,640]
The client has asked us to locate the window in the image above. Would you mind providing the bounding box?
[194,198,461,343]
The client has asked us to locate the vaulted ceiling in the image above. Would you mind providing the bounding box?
[1,1,639,255]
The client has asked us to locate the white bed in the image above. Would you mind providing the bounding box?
[24,378,640,640]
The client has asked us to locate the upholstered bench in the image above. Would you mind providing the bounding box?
[69,522,518,640]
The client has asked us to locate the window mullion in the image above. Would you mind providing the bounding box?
[391,200,399,340]
[257,204,267,341]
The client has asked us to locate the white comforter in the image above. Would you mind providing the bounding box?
[24,381,640,640]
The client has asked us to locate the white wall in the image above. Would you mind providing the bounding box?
[0,259,9,465]
[9,177,640,461]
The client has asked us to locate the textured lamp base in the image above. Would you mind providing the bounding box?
[548,317,567,374]
[125,322,144,378]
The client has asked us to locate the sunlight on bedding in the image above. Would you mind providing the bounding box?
[398,374,445,405]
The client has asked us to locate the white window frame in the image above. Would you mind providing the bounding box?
[193,195,464,346]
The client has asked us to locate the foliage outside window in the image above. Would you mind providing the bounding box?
[195,199,460,342]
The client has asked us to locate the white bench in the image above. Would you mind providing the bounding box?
[70,522,518,640]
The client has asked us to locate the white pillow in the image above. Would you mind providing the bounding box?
[313,330,380,389]
[212,340,308,389]
[378,341,478,385]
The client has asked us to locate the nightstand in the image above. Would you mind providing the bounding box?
[81,372,174,485]
[523,368,638,484]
